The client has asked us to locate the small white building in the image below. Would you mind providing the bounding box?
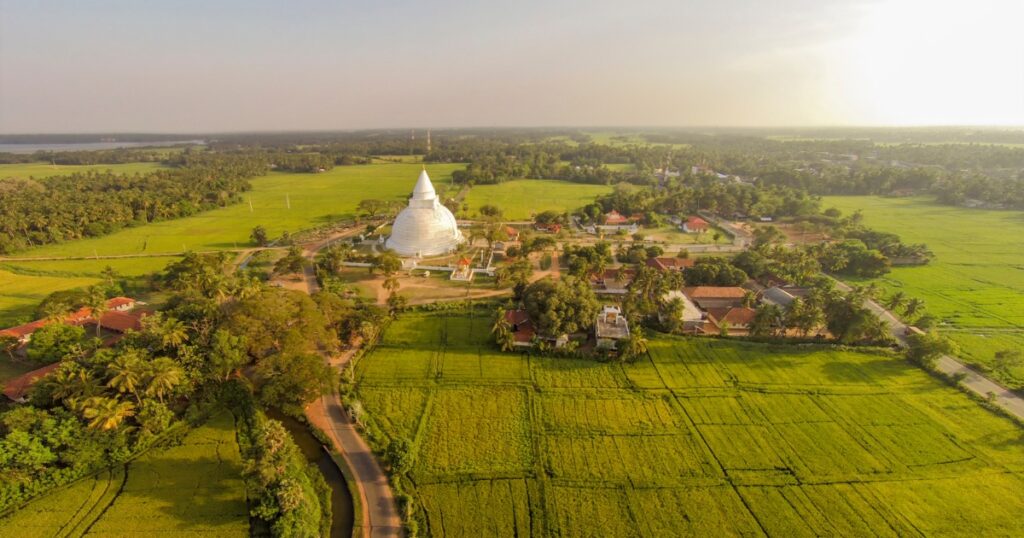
[595,305,630,350]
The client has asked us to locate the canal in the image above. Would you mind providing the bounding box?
[268,410,355,538]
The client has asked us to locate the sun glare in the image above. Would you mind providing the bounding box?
[845,0,1024,125]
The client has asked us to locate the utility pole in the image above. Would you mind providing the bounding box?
[248,197,254,212]
[286,193,291,209]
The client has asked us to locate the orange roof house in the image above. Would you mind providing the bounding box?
[702,307,757,336]
[683,286,747,309]
[604,210,630,225]
[504,309,536,346]
[504,226,520,241]
[646,257,695,272]
[683,216,710,233]
[3,363,60,402]
[0,297,141,346]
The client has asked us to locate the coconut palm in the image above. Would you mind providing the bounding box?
[620,328,649,362]
[145,357,184,403]
[904,298,925,318]
[85,286,108,338]
[106,354,147,402]
[81,396,136,431]
[492,309,515,352]
[885,291,907,313]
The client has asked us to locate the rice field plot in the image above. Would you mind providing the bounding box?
[358,387,430,441]
[462,180,612,220]
[380,314,445,347]
[823,196,1024,387]
[417,479,537,537]
[0,268,99,326]
[355,314,1024,536]
[0,412,247,537]
[415,387,533,479]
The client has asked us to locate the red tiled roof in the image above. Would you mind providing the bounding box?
[505,226,519,237]
[106,297,136,310]
[0,319,49,339]
[504,310,534,343]
[646,257,695,271]
[686,216,709,229]
[3,362,60,401]
[92,310,145,333]
[605,210,629,225]
[683,286,747,299]
[707,307,756,326]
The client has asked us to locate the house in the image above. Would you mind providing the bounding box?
[503,309,568,348]
[3,363,61,402]
[646,257,694,273]
[682,216,709,233]
[0,297,141,347]
[683,287,747,309]
[703,307,757,336]
[662,290,704,331]
[592,267,636,295]
[595,305,630,350]
[504,226,521,242]
[604,210,630,225]
[504,309,536,348]
[760,286,796,308]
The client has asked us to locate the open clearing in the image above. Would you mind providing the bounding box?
[355,310,1024,536]
[0,412,248,537]
[0,163,464,325]
[462,179,612,220]
[0,162,169,180]
[823,196,1024,388]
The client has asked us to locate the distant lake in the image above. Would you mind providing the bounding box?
[0,140,205,154]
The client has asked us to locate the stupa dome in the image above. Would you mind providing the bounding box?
[385,169,464,257]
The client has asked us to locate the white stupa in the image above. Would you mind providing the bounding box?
[385,169,464,257]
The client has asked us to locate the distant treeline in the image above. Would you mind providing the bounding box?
[0,153,265,254]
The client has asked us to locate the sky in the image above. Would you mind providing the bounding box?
[1,0,1022,133]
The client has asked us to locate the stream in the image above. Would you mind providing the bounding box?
[267,410,355,538]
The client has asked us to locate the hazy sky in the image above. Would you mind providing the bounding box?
[1,0,1022,132]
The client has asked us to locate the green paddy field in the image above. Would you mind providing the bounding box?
[823,196,1024,388]
[354,310,1024,537]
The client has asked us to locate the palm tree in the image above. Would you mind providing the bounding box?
[621,328,649,361]
[45,364,103,408]
[383,275,401,294]
[146,314,189,351]
[904,298,925,318]
[106,354,147,402]
[492,309,515,352]
[885,291,907,313]
[82,396,136,431]
[145,357,184,403]
[41,300,71,323]
[85,287,108,338]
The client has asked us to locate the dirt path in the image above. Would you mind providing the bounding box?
[833,278,1024,421]
[295,227,402,538]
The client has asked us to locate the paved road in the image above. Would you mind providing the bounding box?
[834,278,1024,421]
[297,227,403,538]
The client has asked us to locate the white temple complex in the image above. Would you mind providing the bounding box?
[385,169,464,257]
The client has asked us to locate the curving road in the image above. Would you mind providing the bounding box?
[297,227,403,538]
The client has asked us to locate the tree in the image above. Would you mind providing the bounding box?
[81,396,136,431]
[100,265,119,287]
[904,297,925,318]
[42,363,103,409]
[492,308,515,352]
[143,313,189,352]
[85,286,108,338]
[357,199,387,218]
[255,353,334,416]
[478,204,503,218]
[208,329,249,380]
[106,352,147,403]
[274,245,306,275]
[383,275,401,294]
[522,277,600,337]
[751,303,785,337]
[386,293,407,317]
[251,225,270,246]
[620,328,649,362]
[145,357,184,403]
[885,291,907,313]
[785,297,825,337]
[371,251,402,276]
[27,323,87,363]
[385,438,415,473]
[907,331,959,368]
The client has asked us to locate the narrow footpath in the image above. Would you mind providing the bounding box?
[833,279,1024,421]
[298,228,403,538]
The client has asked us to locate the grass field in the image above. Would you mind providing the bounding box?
[0,162,169,180]
[463,180,612,220]
[0,412,248,537]
[355,311,1024,536]
[0,257,178,326]
[823,196,1024,388]
[0,163,464,325]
